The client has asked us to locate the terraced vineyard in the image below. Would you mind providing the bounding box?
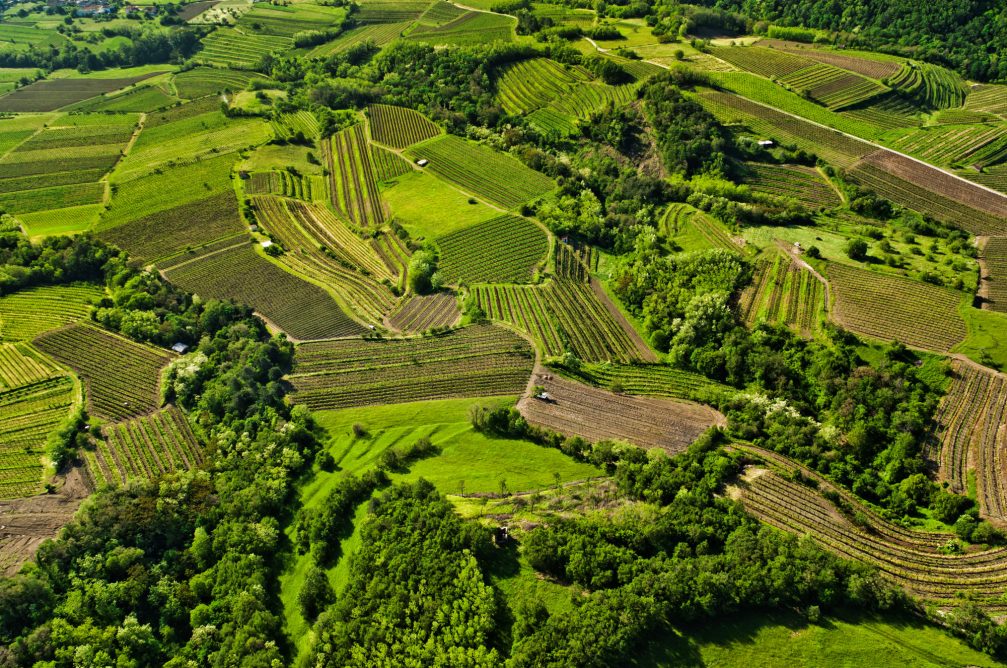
[0,284,104,341]
[436,214,548,284]
[252,196,395,323]
[34,324,172,421]
[827,263,967,352]
[982,236,1007,312]
[0,343,60,389]
[0,374,77,499]
[518,373,725,454]
[760,40,902,79]
[929,361,1007,522]
[495,58,588,115]
[659,203,739,251]
[886,62,968,110]
[163,244,365,341]
[308,22,410,57]
[743,163,840,208]
[407,135,555,209]
[85,407,205,487]
[778,63,888,110]
[367,104,441,149]
[325,123,385,227]
[709,46,813,78]
[848,150,1007,235]
[739,254,825,336]
[406,11,515,45]
[966,84,1007,118]
[288,325,534,410]
[472,280,643,362]
[0,74,160,112]
[387,293,460,332]
[732,446,1007,611]
[356,0,429,24]
[173,68,264,99]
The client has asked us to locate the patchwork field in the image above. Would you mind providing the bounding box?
[197,28,290,69]
[518,373,725,453]
[34,324,172,421]
[289,325,534,410]
[827,263,967,352]
[325,123,385,227]
[0,73,161,111]
[387,293,460,333]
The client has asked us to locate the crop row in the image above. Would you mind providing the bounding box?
[89,407,204,487]
[549,82,636,119]
[0,74,157,112]
[892,123,1007,169]
[387,293,460,332]
[739,255,823,336]
[436,214,548,285]
[165,243,364,340]
[367,104,441,149]
[565,362,734,404]
[472,284,565,357]
[370,230,410,278]
[982,237,1007,313]
[698,91,872,167]
[526,107,578,137]
[271,110,320,142]
[0,283,104,342]
[759,40,901,80]
[842,92,921,131]
[407,135,554,209]
[198,29,291,69]
[736,464,1007,607]
[779,63,887,110]
[289,324,533,409]
[496,58,584,115]
[308,22,410,57]
[356,2,429,23]
[848,158,1007,236]
[245,171,314,201]
[253,195,394,323]
[405,12,514,46]
[519,373,723,454]
[743,162,840,208]
[966,84,1007,117]
[0,343,58,389]
[710,46,814,78]
[886,62,968,110]
[0,182,105,215]
[34,324,172,421]
[326,123,385,227]
[173,67,262,99]
[554,241,592,282]
[371,144,413,181]
[827,262,967,352]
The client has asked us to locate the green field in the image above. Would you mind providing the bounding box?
[381,169,499,240]
[436,214,548,284]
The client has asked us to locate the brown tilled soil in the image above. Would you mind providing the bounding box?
[0,466,89,576]
[518,372,725,454]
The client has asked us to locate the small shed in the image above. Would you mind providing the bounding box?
[416,158,429,167]
[758,140,774,147]
[534,391,553,402]
[261,240,273,248]
[171,342,190,354]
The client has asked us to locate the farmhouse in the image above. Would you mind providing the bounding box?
[415,158,429,167]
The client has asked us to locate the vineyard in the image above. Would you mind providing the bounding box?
[889,124,1007,169]
[966,84,1007,118]
[886,62,968,110]
[471,280,644,362]
[0,283,104,341]
[738,254,825,337]
[251,196,395,323]
[387,293,460,332]
[163,244,365,341]
[0,374,77,499]
[659,203,739,252]
[34,324,172,421]
[929,361,1007,521]
[848,150,1007,235]
[842,93,922,131]
[731,445,1007,611]
[324,123,385,227]
[172,68,264,99]
[270,111,320,143]
[698,91,872,167]
[495,58,589,115]
[563,362,735,404]
[84,407,205,487]
[742,163,840,209]
[0,343,60,389]
[760,40,902,79]
[371,145,413,181]
[288,324,534,410]
[982,237,1007,312]
[436,214,548,284]
[0,74,159,112]
[407,135,555,209]
[405,12,515,46]
[197,28,290,69]
[827,263,967,352]
[307,22,410,57]
[517,372,725,454]
[777,63,888,110]
[709,46,814,78]
[367,104,441,149]
[244,171,314,200]
[356,0,429,24]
